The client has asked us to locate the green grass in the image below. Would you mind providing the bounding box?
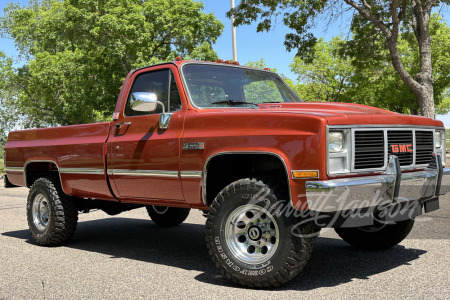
[446,129,450,152]
[0,158,4,174]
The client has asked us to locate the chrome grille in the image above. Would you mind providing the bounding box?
[354,131,385,169]
[353,128,435,171]
[388,130,413,166]
[415,131,434,165]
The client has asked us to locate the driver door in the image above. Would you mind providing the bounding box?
[108,66,185,201]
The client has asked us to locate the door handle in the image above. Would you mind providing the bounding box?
[115,122,131,128]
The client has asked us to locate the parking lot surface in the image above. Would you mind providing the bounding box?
[1,185,449,299]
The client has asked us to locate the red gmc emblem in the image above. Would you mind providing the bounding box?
[391,144,413,153]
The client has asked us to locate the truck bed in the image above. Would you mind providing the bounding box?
[5,122,114,200]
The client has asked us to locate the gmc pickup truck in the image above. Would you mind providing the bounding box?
[4,60,450,288]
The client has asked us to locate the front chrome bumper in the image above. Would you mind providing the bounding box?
[306,154,450,213]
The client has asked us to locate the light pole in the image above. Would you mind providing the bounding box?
[230,0,237,62]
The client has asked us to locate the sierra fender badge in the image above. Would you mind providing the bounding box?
[182,142,205,150]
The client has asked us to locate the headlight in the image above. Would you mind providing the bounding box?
[329,132,344,153]
[328,129,350,175]
[435,131,443,149]
[435,129,446,167]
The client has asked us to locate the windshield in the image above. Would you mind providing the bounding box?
[181,64,302,108]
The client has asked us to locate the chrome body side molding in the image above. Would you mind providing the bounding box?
[110,169,179,178]
[60,168,105,175]
[4,167,25,173]
[180,171,203,179]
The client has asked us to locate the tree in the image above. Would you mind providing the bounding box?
[246,58,296,88]
[229,0,450,118]
[0,51,22,132]
[289,37,354,102]
[287,14,450,116]
[0,0,223,127]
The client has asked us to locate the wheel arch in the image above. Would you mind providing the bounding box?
[24,160,65,192]
[202,151,292,207]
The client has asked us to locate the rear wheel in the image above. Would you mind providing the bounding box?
[206,178,314,288]
[335,219,415,250]
[146,205,190,226]
[27,177,78,246]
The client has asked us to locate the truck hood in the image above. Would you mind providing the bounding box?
[258,102,443,127]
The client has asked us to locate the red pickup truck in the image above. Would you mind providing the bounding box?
[4,60,450,288]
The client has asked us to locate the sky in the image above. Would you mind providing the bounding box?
[1,0,449,125]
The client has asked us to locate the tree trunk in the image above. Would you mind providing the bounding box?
[410,108,419,115]
[411,1,435,118]
[415,72,435,118]
[344,0,436,119]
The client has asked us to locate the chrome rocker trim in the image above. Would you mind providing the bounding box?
[180,171,203,179]
[306,154,449,213]
[60,168,105,175]
[110,169,179,178]
[4,167,25,173]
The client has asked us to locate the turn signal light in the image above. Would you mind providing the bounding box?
[292,171,319,179]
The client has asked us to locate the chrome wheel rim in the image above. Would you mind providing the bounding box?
[153,206,169,215]
[225,205,279,265]
[32,193,50,231]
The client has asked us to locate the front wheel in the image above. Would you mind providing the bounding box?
[335,219,415,250]
[206,178,314,288]
[146,205,190,226]
[27,177,78,246]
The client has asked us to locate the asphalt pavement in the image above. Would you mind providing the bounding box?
[1,185,449,300]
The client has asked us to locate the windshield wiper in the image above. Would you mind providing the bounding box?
[211,100,259,108]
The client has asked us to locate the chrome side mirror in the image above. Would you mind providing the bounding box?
[130,92,173,130]
[130,92,159,112]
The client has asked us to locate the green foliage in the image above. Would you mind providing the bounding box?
[245,58,296,90]
[289,37,354,102]
[342,14,450,114]
[0,51,21,133]
[287,15,450,114]
[244,80,284,103]
[230,0,449,117]
[231,0,449,61]
[446,128,450,149]
[0,0,223,127]
[244,59,284,103]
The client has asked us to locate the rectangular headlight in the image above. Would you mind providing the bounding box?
[329,132,344,153]
[435,130,444,149]
[328,129,350,175]
[435,129,446,166]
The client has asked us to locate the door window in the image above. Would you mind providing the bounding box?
[125,69,182,117]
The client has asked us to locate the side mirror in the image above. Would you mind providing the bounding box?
[129,92,173,130]
[130,92,159,112]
